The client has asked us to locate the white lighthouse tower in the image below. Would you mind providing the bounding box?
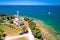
[17,10,19,18]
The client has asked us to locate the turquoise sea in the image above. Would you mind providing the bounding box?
[0,5,60,35]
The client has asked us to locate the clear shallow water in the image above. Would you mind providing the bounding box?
[0,5,60,34]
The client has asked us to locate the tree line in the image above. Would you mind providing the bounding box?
[24,16,43,40]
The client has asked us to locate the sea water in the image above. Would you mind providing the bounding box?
[0,5,60,35]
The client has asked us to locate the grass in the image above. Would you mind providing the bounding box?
[0,24,23,36]
[36,21,58,40]
[0,22,28,40]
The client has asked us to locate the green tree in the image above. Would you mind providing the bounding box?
[0,29,4,38]
[6,14,15,20]
[24,17,43,40]
[24,16,30,21]
[6,16,10,20]
[9,20,13,24]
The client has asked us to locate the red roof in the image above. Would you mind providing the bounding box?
[13,18,23,22]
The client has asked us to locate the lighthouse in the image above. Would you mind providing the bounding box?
[17,10,19,18]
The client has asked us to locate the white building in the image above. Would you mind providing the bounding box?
[17,10,19,18]
[13,10,24,26]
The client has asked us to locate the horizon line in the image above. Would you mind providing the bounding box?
[0,2,56,5]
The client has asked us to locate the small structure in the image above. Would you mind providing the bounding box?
[19,26,29,35]
[17,10,19,18]
[48,11,51,15]
[13,18,24,26]
[13,10,24,26]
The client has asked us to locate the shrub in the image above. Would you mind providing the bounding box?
[24,17,43,40]
[24,16,30,21]
[9,20,13,24]
[6,16,10,20]
[0,29,4,38]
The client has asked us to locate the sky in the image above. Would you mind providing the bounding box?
[0,0,60,5]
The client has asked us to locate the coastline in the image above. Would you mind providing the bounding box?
[0,14,59,40]
[14,15,58,40]
[32,18,58,40]
[18,15,57,34]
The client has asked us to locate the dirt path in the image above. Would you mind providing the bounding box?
[5,28,34,40]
